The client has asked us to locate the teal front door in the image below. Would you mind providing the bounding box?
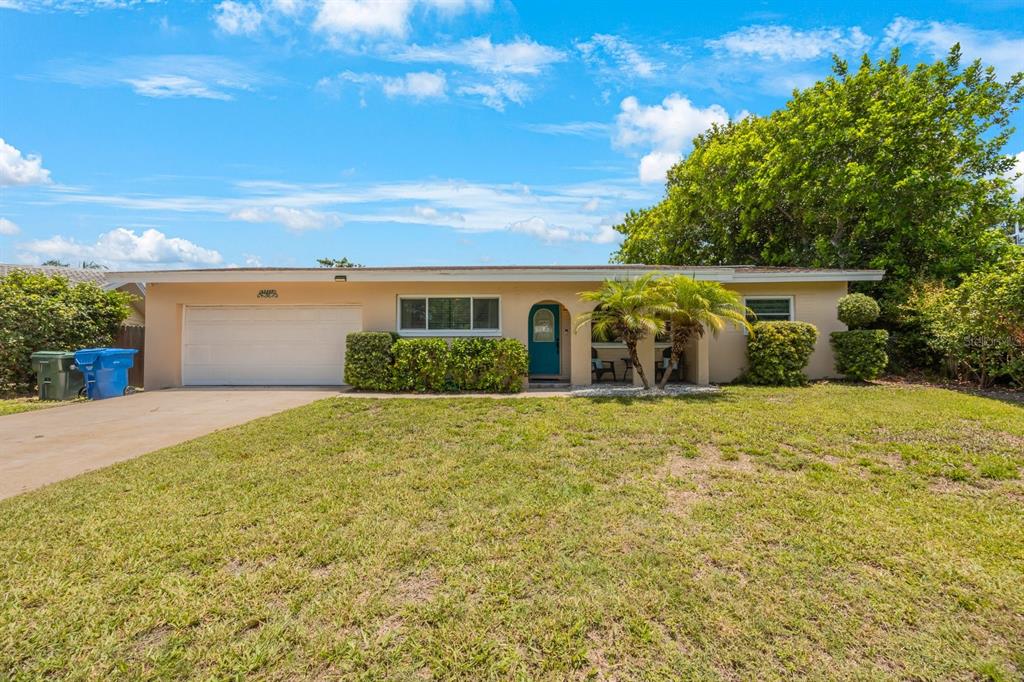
[528,304,560,375]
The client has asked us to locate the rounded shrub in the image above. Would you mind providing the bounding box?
[830,329,890,381]
[744,321,819,386]
[837,293,880,329]
[344,331,398,390]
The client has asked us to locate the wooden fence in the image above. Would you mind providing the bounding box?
[115,325,145,388]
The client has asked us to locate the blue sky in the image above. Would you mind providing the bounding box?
[1,0,1023,269]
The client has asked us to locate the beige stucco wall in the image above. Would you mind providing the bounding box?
[708,281,849,383]
[143,278,849,389]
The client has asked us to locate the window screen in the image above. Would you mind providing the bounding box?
[746,298,792,322]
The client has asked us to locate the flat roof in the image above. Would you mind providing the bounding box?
[105,264,884,286]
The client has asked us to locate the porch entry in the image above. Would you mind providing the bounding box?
[528,303,560,376]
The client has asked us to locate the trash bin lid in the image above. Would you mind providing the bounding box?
[30,350,75,359]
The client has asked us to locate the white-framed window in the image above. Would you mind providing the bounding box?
[397,296,501,335]
[744,296,794,323]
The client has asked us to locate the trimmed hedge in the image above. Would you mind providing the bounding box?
[392,338,450,392]
[837,293,880,329]
[345,334,529,393]
[450,337,529,393]
[744,321,819,386]
[831,329,890,381]
[344,332,398,390]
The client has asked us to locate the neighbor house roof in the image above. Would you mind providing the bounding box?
[105,264,884,286]
[1,263,147,326]
[0,263,110,285]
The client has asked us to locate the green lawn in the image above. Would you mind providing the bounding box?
[1,385,1022,680]
[0,397,61,416]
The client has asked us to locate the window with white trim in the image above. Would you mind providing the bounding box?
[744,297,793,322]
[398,296,500,334]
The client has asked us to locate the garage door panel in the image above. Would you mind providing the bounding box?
[183,306,361,386]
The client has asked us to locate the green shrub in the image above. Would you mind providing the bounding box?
[744,321,819,386]
[444,338,529,393]
[831,329,890,381]
[0,271,132,393]
[344,332,398,390]
[487,338,529,392]
[391,338,450,392]
[921,254,1024,387]
[449,338,493,391]
[837,293,881,329]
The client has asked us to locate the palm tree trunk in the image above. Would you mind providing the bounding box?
[625,339,650,389]
[657,322,689,390]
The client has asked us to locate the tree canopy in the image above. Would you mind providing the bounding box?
[0,271,133,392]
[613,47,1024,315]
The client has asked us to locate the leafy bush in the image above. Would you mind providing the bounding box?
[837,293,881,329]
[744,321,819,386]
[831,330,890,381]
[391,338,450,392]
[450,338,528,393]
[0,271,132,393]
[487,338,529,392]
[344,332,398,390]
[921,255,1024,387]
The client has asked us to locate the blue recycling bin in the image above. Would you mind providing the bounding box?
[73,348,138,400]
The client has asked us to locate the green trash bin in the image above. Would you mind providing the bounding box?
[30,351,85,401]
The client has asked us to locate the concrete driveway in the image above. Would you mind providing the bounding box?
[0,388,338,500]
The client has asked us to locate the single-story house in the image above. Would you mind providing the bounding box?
[105,265,884,390]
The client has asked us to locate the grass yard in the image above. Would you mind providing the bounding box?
[1,384,1022,680]
[0,397,62,416]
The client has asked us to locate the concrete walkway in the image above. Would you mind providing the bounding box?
[0,388,338,500]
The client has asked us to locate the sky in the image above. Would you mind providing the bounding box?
[1,0,1023,270]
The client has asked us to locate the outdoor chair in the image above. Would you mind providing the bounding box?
[591,348,616,382]
[655,347,685,383]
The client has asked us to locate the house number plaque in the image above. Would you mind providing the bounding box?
[257,289,279,299]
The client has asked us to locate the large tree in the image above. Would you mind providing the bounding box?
[613,47,1024,316]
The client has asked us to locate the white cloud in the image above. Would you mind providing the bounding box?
[0,138,52,186]
[506,216,619,244]
[394,35,565,75]
[707,24,872,61]
[0,218,21,235]
[582,198,600,212]
[319,70,447,101]
[456,78,529,111]
[576,34,662,79]
[213,1,263,35]
[522,121,610,137]
[230,206,342,231]
[40,177,659,248]
[383,71,446,99]
[0,0,146,11]
[18,228,223,268]
[413,205,465,223]
[314,0,491,39]
[883,17,1024,77]
[125,74,235,100]
[46,55,262,101]
[614,94,730,183]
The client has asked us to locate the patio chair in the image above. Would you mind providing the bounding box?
[655,347,684,383]
[591,348,616,382]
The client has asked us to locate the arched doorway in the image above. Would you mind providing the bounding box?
[528,303,561,377]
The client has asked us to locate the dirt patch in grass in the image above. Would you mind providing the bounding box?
[132,624,172,654]
[393,570,441,604]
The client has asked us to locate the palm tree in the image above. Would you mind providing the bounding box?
[655,275,752,389]
[576,274,672,389]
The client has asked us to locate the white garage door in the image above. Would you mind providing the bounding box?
[183,306,362,386]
